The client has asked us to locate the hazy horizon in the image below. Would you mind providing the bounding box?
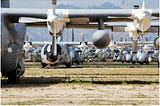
[11,0,159,9]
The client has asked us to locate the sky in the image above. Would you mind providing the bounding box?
[11,0,159,9]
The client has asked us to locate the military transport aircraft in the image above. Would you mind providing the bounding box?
[1,0,159,83]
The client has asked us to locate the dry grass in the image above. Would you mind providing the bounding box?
[25,67,159,76]
[1,62,159,105]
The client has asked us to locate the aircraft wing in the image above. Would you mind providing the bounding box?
[2,8,159,28]
[67,9,159,18]
[2,8,48,23]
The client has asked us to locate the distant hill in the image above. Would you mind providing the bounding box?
[57,4,82,9]
[56,2,121,9]
[87,2,121,9]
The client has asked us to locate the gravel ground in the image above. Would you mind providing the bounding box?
[1,83,159,105]
[1,66,159,105]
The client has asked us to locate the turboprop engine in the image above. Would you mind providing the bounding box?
[41,43,72,68]
[92,30,110,49]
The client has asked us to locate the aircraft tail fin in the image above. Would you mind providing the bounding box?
[1,0,10,8]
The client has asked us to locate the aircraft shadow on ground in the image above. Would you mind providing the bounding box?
[1,77,69,88]
[1,76,158,88]
[91,81,159,85]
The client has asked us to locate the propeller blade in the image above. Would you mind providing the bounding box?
[52,0,57,14]
[19,17,47,23]
[52,0,57,5]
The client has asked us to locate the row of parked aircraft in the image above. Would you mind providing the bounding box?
[112,45,159,65]
[24,37,159,66]
[1,0,159,83]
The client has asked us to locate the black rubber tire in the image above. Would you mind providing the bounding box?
[41,62,47,68]
[65,63,71,68]
[8,70,19,84]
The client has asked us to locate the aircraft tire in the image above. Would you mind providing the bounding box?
[41,62,47,68]
[121,61,124,63]
[132,62,135,64]
[146,62,149,65]
[8,69,20,84]
[65,63,71,68]
[7,61,25,83]
[139,62,143,65]
[76,62,80,65]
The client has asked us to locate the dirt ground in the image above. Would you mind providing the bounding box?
[1,66,159,105]
[1,83,159,105]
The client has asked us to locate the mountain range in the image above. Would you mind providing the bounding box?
[56,2,121,9]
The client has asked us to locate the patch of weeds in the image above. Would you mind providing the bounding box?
[16,99,45,105]
[69,101,73,104]
[5,89,8,91]
[132,86,136,89]
[121,81,127,85]
[137,92,146,98]
[40,88,44,90]
[72,87,76,89]
[86,88,94,91]
[132,103,137,105]
[153,86,158,90]
[89,100,108,105]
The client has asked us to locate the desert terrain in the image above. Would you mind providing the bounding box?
[1,62,159,105]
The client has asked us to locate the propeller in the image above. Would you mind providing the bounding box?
[48,0,57,56]
[19,0,68,57]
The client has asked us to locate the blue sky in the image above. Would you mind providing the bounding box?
[11,0,159,9]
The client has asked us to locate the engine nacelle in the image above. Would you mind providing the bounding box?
[92,30,110,49]
[125,54,132,62]
[153,37,159,49]
[137,51,147,63]
[41,44,60,64]
[41,43,72,68]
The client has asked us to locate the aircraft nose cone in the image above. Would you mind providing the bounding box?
[132,55,137,62]
[138,54,145,62]
[92,30,110,49]
[126,54,132,62]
